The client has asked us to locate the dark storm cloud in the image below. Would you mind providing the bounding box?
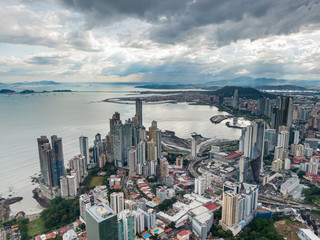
[60,0,320,45]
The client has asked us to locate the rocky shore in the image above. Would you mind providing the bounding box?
[0,197,23,221]
[32,188,50,208]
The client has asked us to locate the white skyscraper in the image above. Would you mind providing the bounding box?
[79,194,91,222]
[194,176,206,195]
[110,192,124,214]
[277,130,289,149]
[67,174,77,196]
[133,208,145,234]
[191,138,197,158]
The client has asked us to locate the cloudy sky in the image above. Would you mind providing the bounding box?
[0,0,320,83]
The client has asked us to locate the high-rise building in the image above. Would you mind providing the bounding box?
[272,96,293,131]
[293,130,300,145]
[149,120,158,141]
[114,121,124,167]
[129,147,137,177]
[37,136,52,187]
[60,176,68,197]
[160,158,169,182]
[191,138,197,158]
[242,120,265,179]
[265,129,276,153]
[125,200,137,211]
[110,192,124,214]
[118,210,135,240]
[132,208,145,234]
[67,174,77,196]
[93,133,102,166]
[274,146,284,160]
[37,135,65,188]
[69,155,87,182]
[194,176,206,195]
[155,129,162,158]
[145,209,156,230]
[79,136,89,165]
[123,119,133,161]
[137,141,146,164]
[99,154,106,168]
[237,183,258,223]
[110,112,120,135]
[51,135,65,187]
[239,157,249,183]
[79,194,92,222]
[86,203,119,240]
[136,98,143,128]
[221,190,238,227]
[146,139,157,161]
[272,159,283,172]
[277,130,290,149]
[284,158,291,170]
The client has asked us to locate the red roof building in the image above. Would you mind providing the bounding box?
[203,202,220,211]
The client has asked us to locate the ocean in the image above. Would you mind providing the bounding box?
[0,83,246,215]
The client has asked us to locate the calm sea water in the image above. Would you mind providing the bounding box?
[0,83,245,215]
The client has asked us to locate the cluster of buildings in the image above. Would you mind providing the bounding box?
[34,89,320,239]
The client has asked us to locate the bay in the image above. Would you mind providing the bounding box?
[0,83,246,215]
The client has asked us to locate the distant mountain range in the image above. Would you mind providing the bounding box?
[208,76,319,88]
[0,80,60,86]
[136,77,319,90]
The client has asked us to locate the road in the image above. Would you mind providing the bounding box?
[188,156,208,178]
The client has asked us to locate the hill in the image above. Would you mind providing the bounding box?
[213,86,276,99]
[0,89,15,94]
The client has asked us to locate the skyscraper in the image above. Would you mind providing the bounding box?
[37,136,52,187]
[79,194,91,222]
[110,112,120,135]
[86,203,119,240]
[194,176,206,195]
[242,120,265,179]
[272,96,293,131]
[149,120,157,141]
[129,147,137,177]
[79,136,89,165]
[93,133,101,166]
[239,156,249,183]
[118,210,136,240]
[37,135,65,188]
[51,135,65,187]
[110,192,124,214]
[221,190,238,227]
[113,122,124,167]
[160,158,169,182]
[69,155,87,182]
[191,138,197,158]
[135,98,143,128]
